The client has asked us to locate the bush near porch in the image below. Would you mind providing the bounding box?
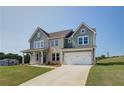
[0,65,53,86]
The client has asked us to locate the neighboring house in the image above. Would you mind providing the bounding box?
[0,59,19,66]
[21,22,96,65]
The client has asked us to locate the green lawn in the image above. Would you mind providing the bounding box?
[86,56,124,86]
[0,65,53,86]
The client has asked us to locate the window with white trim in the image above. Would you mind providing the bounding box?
[78,37,83,45]
[56,53,60,61]
[50,39,58,47]
[51,40,54,47]
[34,40,44,48]
[52,53,60,61]
[81,29,85,34]
[55,39,58,46]
[52,53,55,61]
[78,35,89,45]
[40,40,44,48]
[84,36,88,45]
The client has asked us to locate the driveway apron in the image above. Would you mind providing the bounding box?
[19,65,92,86]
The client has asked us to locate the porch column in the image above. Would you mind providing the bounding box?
[60,51,64,64]
[62,52,64,64]
[22,53,24,64]
[28,53,32,64]
[32,52,36,64]
[40,51,43,64]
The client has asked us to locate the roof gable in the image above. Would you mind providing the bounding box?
[28,27,49,42]
[71,22,96,37]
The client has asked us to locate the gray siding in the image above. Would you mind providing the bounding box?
[30,30,49,49]
[64,38,73,48]
[30,24,95,49]
[64,25,95,48]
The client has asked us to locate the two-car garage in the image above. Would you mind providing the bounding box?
[64,52,92,65]
[63,50,94,65]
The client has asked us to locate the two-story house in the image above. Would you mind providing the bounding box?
[21,22,96,65]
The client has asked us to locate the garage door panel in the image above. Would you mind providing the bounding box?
[64,52,92,65]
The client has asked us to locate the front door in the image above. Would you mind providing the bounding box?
[36,53,40,64]
[43,54,46,64]
[36,52,44,64]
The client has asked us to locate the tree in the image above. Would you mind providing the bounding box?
[96,54,106,61]
[16,55,22,64]
[0,52,5,59]
[101,54,106,59]
[24,54,30,64]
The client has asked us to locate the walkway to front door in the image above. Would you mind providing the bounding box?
[19,65,92,86]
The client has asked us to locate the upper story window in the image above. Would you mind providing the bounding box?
[55,39,58,46]
[84,36,88,45]
[78,35,89,45]
[81,29,85,34]
[78,37,83,45]
[51,40,54,47]
[50,39,58,47]
[34,40,44,48]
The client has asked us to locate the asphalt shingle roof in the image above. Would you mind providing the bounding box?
[49,29,73,38]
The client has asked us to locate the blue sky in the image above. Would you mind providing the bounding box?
[0,6,124,56]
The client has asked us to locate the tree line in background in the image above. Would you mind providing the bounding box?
[96,54,122,61]
[96,55,106,61]
[0,52,30,64]
[96,52,110,61]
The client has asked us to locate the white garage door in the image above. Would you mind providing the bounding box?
[64,52,92,65]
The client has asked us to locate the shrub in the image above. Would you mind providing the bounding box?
[96,54,106,61]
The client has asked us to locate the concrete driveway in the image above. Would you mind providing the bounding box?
[20,65,92,86]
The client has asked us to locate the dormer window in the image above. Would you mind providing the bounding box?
[81,29,85,34]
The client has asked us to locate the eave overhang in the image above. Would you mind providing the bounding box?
[62,46,96,52]
[21,48,48,53]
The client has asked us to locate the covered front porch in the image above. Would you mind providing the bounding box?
[21,48,48,65]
